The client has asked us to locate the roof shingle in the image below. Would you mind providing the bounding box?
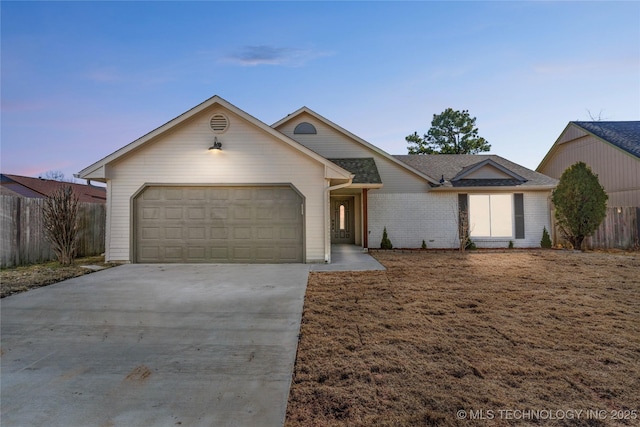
[328,158,382,184]
[393,155,557,188]
[0,174,106,203]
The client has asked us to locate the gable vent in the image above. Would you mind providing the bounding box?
[209,114,229,134]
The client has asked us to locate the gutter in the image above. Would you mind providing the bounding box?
[429,185,557,192]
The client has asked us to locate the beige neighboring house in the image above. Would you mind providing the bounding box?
[537,121,640,207]
[78,95,557,264]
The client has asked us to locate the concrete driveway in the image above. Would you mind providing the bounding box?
[1,264,310,427]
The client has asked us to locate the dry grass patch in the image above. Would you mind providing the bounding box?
[286,250,640,426]
[1,256,114,298]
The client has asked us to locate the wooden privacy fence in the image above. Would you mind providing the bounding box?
[586,206,640,250]
[1,195,106,268]
[552,206,639,250]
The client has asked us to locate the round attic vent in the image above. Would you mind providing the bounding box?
[209,114,229,134]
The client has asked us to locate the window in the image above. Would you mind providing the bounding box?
[469,194,513,237]
[294,122,317,134]
[339,204,345,230]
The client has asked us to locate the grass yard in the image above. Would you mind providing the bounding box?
[286,250,640,426]
[0,256,114,298]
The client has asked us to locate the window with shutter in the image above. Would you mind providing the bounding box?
[514,193,525,239]
[468,194,514,238]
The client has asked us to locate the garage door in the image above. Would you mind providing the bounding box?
[134,186,304,263]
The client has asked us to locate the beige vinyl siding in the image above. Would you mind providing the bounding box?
[464,166,513,179]
[557,124,588,144]
[539,133,640,207]
[277,113,430,193]
[105,107,327,263]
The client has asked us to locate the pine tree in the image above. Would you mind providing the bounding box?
[380,227,393,249]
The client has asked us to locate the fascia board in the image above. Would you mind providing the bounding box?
[430,185,556,192]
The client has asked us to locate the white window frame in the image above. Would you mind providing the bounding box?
[468,194,514,238]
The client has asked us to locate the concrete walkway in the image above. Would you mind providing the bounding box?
[1,264,310,427]
[310,244,386,271]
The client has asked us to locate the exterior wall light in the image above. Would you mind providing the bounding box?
[209,137,222,150]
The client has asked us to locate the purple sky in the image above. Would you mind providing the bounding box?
[2,1,639,181]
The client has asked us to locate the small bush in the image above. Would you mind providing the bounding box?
[508,240,514,249]
[421,240,427,249]
[541,227,552,249]
[380,227,393,249]
[465,237,476,250]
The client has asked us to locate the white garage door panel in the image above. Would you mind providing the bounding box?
[135,186,304,263]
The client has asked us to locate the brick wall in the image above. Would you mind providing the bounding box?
[368,191,552,249]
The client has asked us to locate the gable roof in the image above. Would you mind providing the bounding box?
[572,121,640,159]
[394,155,557,190]
[328,158,382,186]
[77,95,353,182]
[0,174,106,203]
[452,158,527,182]
[273,107,441,186]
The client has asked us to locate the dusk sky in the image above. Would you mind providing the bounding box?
[2,1,639,181]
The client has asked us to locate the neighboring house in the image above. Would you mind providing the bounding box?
[537,121,640,207]
[0,174,107,204]
[78,96,557,264]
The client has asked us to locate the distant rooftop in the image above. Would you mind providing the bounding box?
[0,174,106,203]
[572,121,640,158]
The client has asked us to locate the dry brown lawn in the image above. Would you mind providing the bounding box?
[286,250,640,426]
[0,256,114,298]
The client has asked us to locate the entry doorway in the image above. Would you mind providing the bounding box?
[331,197,355,244]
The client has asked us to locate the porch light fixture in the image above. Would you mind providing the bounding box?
[209,137,222,150]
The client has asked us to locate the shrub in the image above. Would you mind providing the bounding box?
[380,227,393,249]
[551,162,607,251]
[508,240,514,249]
[421,240,427,249]
[541,227,552,249]
[43,185,79,266]
[465,237,476,250]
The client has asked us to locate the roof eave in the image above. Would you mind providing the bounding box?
[430,184,556,192]
[348,183,384,189]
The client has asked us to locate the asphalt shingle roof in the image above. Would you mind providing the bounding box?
[328,158,382,184]
[393,155,557,188]
[572,121,640,158]
[0,174,107,203]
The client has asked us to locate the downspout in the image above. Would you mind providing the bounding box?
[324,173,353,263]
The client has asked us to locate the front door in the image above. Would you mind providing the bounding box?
[331,197,355,244]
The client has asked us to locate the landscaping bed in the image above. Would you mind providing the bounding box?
[286,250,639,426]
